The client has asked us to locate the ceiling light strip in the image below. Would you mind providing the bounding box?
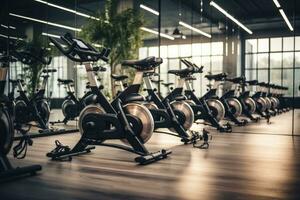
[140,27,174,40]
[179,21,211,38]
[279,9,294,31]
[140,4,159,16]
[34,0,99,20]
[9,13,82,32]
[0,33,24,40]
[210,1,253,34]
[272,0,281,8]
[1,24,16,29]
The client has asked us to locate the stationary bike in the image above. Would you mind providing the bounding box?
[0,55,41,181]
[237,79,260,122]
[180,60,232,132]
[141,68,205,144]
[222,76,248,126]
[11,49,54,130]
[47,33,171,164]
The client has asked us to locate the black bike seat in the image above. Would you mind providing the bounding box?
[122,57,163,70]
[257,82,266,86]
[111,74,128,81]
[168,68,192,77]
[162,82,173,87]
[42,69,57,73]
[57,79,74,84]
[205,73,227,81]
[226,76,245,84]
[246,80,258,85]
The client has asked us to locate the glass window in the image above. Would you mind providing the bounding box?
[258,38,269,52]
[192,43,201,56]
[282,69,293,96]
[270,53,282,68]
[295,52,300,68]
[246,69,257,81]
[201,56,211,71]
[192,56,202,67]
[283,37,294,51]
[179,44,192,57]
[246,54,257,69]
[295,69,300,96]
[160,46,168,58]
[246,39,257,53]
[270,69,282,85]
[270,37,282,52]
[160,59,168,74]
[168,45,179,58]
[282,52,294,68]
[168,59,179,70]
[257,53,269,69]
[139,47,148,59]
[211,42,223,55]
[148,46,159,57]
[211,56,223,72]
[201,43,211,56]
[257,69,268,82]
[295,36,300,51]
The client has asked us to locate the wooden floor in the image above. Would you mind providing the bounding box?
[1,110,300,200]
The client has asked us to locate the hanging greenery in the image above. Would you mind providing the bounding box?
[80,0,145,96]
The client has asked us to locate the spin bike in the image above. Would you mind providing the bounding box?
[139,66,206,145]
[179,60,232,132]
[47,33,171,164]
[0,55,41,181]
[11,48,54,131]
[237,79,260,122]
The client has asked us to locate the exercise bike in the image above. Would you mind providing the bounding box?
[0,55,41,181]
[180,60,232,132]
[111,70,207,146]
[222,76,248,126]
[237,79,260,122]
[11,48,54,131]
[47,33,171,164]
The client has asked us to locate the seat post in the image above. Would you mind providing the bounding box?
[85,63,99,88]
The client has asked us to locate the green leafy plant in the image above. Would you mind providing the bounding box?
[20,37,50,97]
[80,0,145,96]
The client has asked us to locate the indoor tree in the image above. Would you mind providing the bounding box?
[80,0,145,96]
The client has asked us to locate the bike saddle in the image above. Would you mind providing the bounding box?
[257,82,266,86]
[122,56,163,70]
[226,76,245,84]
[42,69,57,73]
[168,67,192,77]
[246,80,258,85]
[205,73,227,81]
[57,78,74,84]
[162,82,173,87]
[111,74,128,81]
[185,76,197,81]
